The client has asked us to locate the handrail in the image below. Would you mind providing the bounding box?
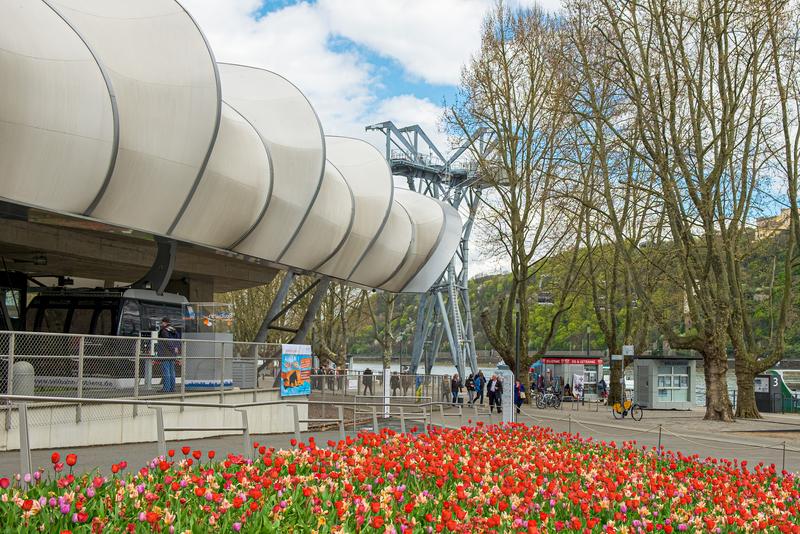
[0,394,464,475]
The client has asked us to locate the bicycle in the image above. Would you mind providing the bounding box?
[536,389,562,409]
[612,398,643,421]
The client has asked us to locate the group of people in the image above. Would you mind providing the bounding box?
[312,367,345,391]
[446,372,529,414]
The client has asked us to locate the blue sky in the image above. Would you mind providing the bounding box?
[183,0,561,152]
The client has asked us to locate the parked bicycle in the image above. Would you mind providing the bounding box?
[536,389,562,409]
[612,398,643,421]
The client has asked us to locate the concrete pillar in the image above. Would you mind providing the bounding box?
[165,277,215,302]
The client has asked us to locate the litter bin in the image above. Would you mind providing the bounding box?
[12,361,34,396]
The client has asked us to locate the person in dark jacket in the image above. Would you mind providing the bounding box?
[487,374,503,413]
[390,372,401,396]
[362,368,374,395]
[157,317,181,393]
[514,379,526,414]
[451,374,462,405]
[465,374,476,406]
[474,371,485,405]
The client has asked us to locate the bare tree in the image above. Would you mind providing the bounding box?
[448,2,582,376]
[365,291,399,372]
[565,0,792,421]
[311,282,365,368]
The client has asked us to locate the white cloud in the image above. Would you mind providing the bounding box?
[182,0,562,143]
[181,0,375,138]
[318,0,563,86]
[364,94,449,152]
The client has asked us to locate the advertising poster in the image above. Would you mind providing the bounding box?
[280,344,312,397]
[572,373,585,399]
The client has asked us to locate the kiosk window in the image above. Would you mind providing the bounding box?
[657,365,690,402]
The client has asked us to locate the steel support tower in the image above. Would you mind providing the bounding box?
[366,122,489,378]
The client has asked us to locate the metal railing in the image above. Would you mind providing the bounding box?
[0,331,284,425]
[0,393,458,478]
[310,372,450,402]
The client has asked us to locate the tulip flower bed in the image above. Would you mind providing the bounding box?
[0,423,799,533]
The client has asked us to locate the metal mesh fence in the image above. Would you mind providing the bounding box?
[310,372,449,403]
[0,331,282,427]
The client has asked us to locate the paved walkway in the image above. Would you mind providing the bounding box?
[2,400,800,477]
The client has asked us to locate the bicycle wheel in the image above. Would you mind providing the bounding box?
[630,404,643,421]
[536,395,546,409]
[611,403,624,419]
[552,395,561,409]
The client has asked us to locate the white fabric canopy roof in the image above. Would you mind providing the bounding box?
[0,0,461,293]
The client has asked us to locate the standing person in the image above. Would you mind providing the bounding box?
[314,367,323,390]
[474,371,485,405]
[465,374,476,406]
[514,379,526,414]
[493,376,504,413]
[597,377,608,404]
[486,374,495,411]
[450,374,462,405]
[487,374,499,413]
[441,375,451,402]
[390,372,401,396]
[362,368,374,396]
[326,368,335,391]
[157,317,180,393]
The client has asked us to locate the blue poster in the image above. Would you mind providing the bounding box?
[280,344,312,397]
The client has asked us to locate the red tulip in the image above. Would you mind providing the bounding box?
[192,450,201,460]
[51,452,60,464]
[181,446,191,456]
[207,450,215,460]
[0,478,9,489]
[111,464,120,474]
[167,449,175,457]
[65,453,77,467]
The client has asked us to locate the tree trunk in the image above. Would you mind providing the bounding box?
[703,343,734,421]
[609,363,624,406]
[734,361,759,419]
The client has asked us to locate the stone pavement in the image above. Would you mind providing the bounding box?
[2,400,800,478]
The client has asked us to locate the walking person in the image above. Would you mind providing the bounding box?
[514,379,526,414]
[493,376,504,413]
[474,371,485,405]
[465,374,476,406]
[362,368,374,396]
[487,374,503,413]
[450,374,462,405]
[597,377,608,404]
[157,317,180,393]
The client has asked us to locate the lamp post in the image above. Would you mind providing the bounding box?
[514,300,521,422]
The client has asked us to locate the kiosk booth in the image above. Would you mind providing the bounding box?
[632,356,698,410]
[755,374,783,413]
[534,356,603,401]
[182,302,234,390]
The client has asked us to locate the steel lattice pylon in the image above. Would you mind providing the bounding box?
[365,122,490,378]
